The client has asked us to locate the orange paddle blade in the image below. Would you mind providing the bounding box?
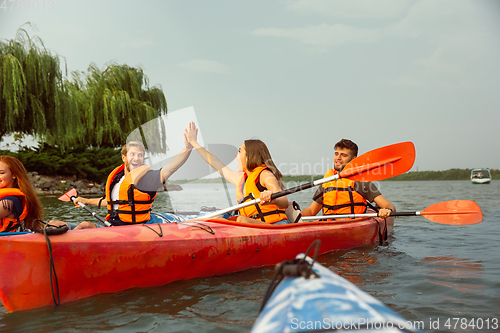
[421,200,483,225]
[58,188,78,202]
[340,141,415,182]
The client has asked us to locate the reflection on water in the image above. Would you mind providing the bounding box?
[1,180,499,333]
[321,245,381,286]
[421,255,484,280]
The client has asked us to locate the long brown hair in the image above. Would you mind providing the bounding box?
[0,156,44,230]
[244,139,284,190]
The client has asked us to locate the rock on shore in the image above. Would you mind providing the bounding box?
[28,172,182,196]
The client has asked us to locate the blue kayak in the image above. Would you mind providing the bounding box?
[0,231,32,237]
[252,251,423,333]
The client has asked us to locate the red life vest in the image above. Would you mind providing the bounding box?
[236,166,287,224]
[105,165,157,224]
[322,169,367,216]
[0,188,29,232]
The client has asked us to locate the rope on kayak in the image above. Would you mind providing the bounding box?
[143,223,163,237]
[178,221,215,235]
[366,202,389,246]
[34,219,64,307]
[258,240,321,313]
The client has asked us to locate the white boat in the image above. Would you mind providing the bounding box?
[471,168,491,184]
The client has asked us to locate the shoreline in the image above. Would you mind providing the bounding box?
[29,172,183,196]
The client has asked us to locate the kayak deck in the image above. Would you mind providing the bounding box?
[0,216,393,312]
[252,254,419,333]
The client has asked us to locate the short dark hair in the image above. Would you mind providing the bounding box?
[334,139,358,157]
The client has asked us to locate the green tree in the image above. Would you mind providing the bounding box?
[1,24,168,151]
[0,24,76,148]
[50,62,168,149]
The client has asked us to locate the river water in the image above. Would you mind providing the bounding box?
[0,180,499,332]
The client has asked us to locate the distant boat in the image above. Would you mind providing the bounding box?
[471,168,491,184]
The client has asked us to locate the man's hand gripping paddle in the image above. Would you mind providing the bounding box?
[58,188,111,227]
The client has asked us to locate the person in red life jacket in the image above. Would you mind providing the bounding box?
[184,121,289,225]
[301,139,395,219]
[0,156,44,232]
[49,127,196,229]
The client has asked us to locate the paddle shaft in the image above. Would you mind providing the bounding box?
[302,200,483,225]
[301,211,419,221]
[71,196,111,227]
[200,174,340,219]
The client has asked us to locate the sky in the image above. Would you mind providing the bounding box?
[1,0,500,175]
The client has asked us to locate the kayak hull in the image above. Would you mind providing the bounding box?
[251,255,420,333]
[0,216,393,312]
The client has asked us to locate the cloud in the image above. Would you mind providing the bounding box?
[177,59,231,74]
[382,0,500,87]
[253,0,500,87]
[121,37,156,49]
[252,24,381,52]
[116,30,157,49]
[286,0,411,18]
[254,0,493,51]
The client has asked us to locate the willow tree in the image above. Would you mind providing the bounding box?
[46,62,168,150]
[2,25,168,151]
[0,25,77,148]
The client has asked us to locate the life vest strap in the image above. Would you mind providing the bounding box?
[2,220,20,232]
[323,202,366,210]
[348,185,355,214]
[252,194,266,221]
[249,209,286,221]
[323,187,352,193]
[108,199,154,205]
[238,194,254,204]
[114,209,152,215]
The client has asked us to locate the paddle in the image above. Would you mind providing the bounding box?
[301,200,483,225]
[198,141,416,219]
[58,188,111,227]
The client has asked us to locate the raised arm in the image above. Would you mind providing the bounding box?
[160,129,194,183]
[184,121,241,185]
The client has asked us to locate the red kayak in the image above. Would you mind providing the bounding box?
[0,216,393,312]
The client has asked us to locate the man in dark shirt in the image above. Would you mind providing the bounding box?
[301,139,395,218]
[50,125,196,229]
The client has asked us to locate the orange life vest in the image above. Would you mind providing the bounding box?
[0,188,29,232]
[322,169,367,216]
[105,164,157,224]
[236,166,288,224]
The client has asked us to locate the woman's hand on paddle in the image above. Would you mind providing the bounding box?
[260,170,289,209]
[184,121,199,148]
[260,190,275,205]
